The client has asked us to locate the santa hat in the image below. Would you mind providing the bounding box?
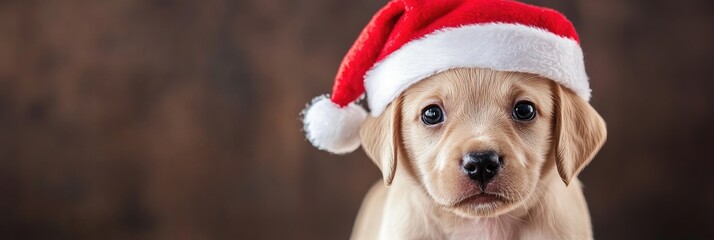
[302,0,590,154]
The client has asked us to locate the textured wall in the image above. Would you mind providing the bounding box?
[0,0,713,239]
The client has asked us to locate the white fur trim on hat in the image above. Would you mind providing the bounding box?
[302,95,368,154]
[364,23,590,116]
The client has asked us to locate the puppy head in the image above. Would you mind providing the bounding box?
[360,68,606,217]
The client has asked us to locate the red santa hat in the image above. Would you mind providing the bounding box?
[302,0,590,154]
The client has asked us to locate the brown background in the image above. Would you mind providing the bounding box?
[1,0,713,239]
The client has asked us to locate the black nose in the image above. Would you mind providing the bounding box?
[462,151,502,185]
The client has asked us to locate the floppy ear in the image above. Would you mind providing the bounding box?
[553,84,607,186]
[359,97,402,186]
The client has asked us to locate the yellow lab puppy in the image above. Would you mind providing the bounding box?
[353,68,606,240]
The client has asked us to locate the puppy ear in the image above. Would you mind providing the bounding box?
[553,84,607,186]
[360,97,402,186]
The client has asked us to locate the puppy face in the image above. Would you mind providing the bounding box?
[400,68,555,217]
[361,68,606,218]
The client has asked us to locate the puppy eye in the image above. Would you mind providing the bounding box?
[512,101,536,121]
[421,105,444,125]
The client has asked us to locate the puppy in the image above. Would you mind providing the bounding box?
[352,68,606,240]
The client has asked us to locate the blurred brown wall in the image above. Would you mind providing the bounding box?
[1,0,713,239]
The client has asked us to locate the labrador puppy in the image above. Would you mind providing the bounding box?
[352,68,606,240]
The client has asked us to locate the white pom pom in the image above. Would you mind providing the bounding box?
[302,95,368,154]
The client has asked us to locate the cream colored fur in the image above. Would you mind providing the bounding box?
[353,68,606,240]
